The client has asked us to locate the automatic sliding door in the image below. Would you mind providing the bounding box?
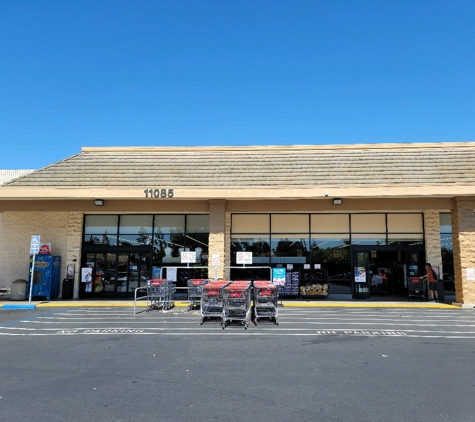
[104,253,117,294]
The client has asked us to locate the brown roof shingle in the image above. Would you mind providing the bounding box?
[4,143,475,188]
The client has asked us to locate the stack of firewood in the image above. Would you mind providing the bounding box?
[300,283,328,297]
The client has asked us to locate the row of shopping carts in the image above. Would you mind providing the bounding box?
[134,278,279,328]
[200,279,279,329]
[134,278,176,315]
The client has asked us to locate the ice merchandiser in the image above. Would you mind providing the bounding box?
[27,255,61,300]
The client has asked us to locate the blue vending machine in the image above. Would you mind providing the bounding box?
[28,255,61,300]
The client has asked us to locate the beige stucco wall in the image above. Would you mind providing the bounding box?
[452,199,475,305]
[208,200,226,279]
[0,211,83,298]
[0,197,460,301]
[424,211,442,273]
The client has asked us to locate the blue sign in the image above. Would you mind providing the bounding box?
[272,267,286,286]
[30,235,41,254]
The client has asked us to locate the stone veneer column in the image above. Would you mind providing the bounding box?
[65,212,83,299]
[423,211,442,273]
[208,200,226,280]
[451,199,475,305]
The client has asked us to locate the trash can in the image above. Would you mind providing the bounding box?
[436,280,445,302]
[62,278,74,299]
[10,279,27,300]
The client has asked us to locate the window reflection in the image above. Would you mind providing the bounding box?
[271,236,309,264]
[231,237,270,264]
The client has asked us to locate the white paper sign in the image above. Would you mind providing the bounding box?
[167,267,177,282]
[211,254,220,267]
[236,251,252,265]
[466,268,475,281]
[181,251,196,263]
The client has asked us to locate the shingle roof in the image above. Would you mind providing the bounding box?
[4,143,475,188]
[0,170,35,185]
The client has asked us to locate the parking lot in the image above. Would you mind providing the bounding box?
[1,306,475,421]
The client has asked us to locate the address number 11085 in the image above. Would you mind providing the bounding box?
[144,189,174,198]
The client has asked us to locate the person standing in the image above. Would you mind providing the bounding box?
[421,263,438,302]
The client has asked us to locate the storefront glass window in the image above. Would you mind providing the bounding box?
[154,215,185,234]
[118,215,153,246]
[387,237,424,246]
[351,236,387,246]
[351,214,386,233]
[311,214,349,233]
[232,214,269,234]
[440,212,454,286]
[387,213,423,233]
[153,233,186,263]
[311,237,351,282]
[271,235,309,264]
[271,214,309,233]
[84,215,119,245]
[119,215,153,234]
[231,236,271,264]
[186,215,209,232]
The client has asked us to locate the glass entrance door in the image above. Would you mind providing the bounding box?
[353,251,371,299]
[83,251,151,298]
[352,246,424,300]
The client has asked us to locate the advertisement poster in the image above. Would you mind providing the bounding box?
[67,264,75,279]
[354,267,366,283]
[81,267,93,292]
[272,268,286,286]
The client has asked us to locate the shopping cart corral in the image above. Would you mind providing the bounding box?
[134,278,176,315]
[221,280,252,329]
[187,278,209,311]
[252,280,278,326]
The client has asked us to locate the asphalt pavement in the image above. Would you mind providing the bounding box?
[1,304,475,422]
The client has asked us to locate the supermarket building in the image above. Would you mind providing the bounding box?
[1,142,475,305]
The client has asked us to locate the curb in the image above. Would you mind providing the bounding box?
[1,304,37,309]
[1,300,460,309]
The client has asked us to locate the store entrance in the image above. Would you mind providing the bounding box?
[81,250,151,298]
[352,246,424,300]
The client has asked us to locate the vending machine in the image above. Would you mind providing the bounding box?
[27,255,61,300]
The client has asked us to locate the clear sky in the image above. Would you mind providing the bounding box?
[1,0,474,169]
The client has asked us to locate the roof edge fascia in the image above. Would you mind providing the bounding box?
[1,185,474,200]
[81,141,475,154]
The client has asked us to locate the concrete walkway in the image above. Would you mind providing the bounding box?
[0,298,461,309]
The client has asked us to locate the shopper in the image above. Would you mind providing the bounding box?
[421,263,438,302]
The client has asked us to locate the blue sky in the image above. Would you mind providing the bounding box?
[1,0,474,169]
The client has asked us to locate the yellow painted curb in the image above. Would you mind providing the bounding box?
[281,302,458,309]
[0,300,458,309]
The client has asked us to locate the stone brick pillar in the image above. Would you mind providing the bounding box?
[208,200,226,280]
[65,212,83,299]
[423,211,442,273]
[451,199,475,305]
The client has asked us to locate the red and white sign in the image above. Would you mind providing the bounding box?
[181,251,196,263]
[236,251,252,265]
[38,243,51,255]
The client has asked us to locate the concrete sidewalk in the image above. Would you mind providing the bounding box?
[0,298,461,309]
